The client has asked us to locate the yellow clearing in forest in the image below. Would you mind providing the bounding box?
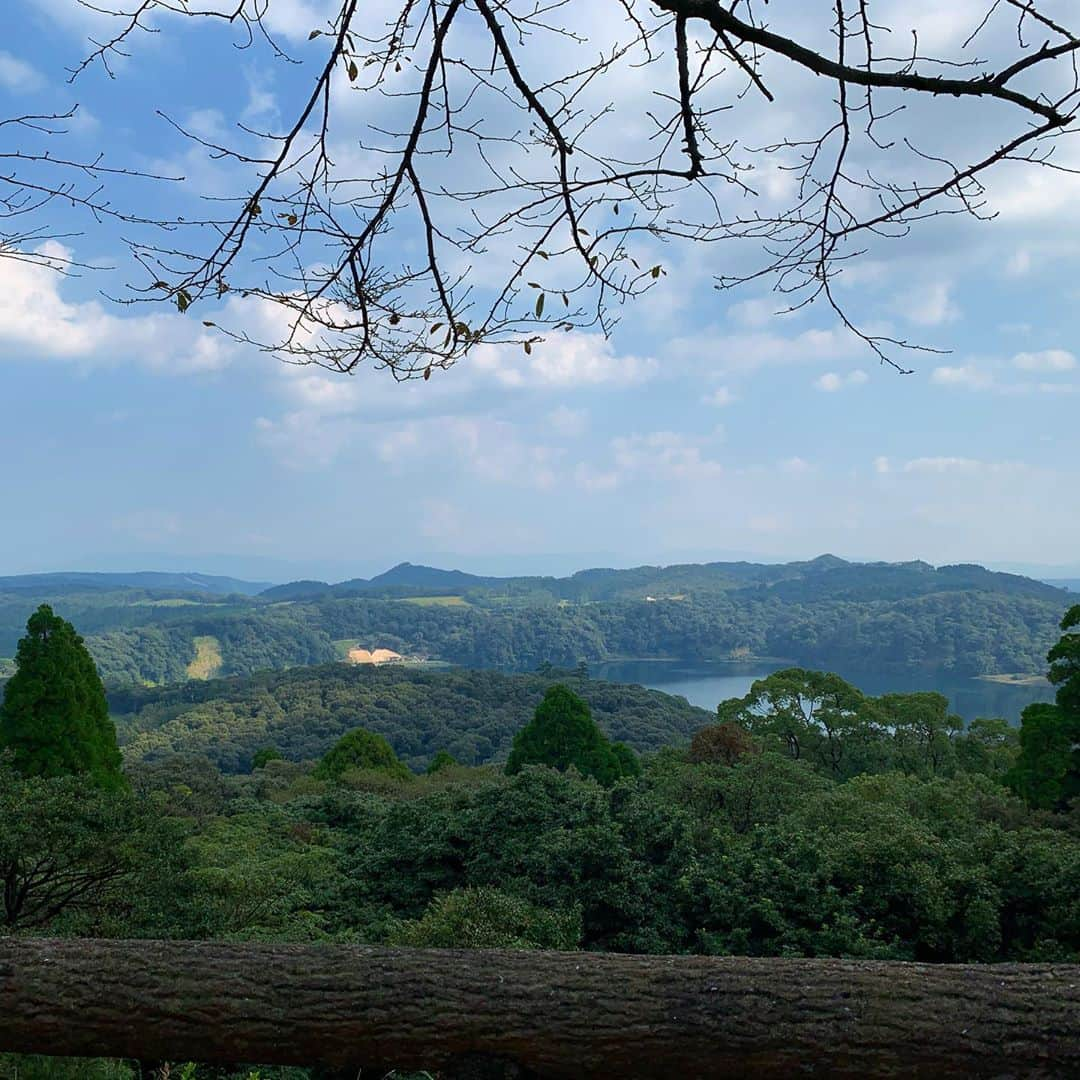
[347,647,404,665]
[397,595,469,607]
[186,635,223,679]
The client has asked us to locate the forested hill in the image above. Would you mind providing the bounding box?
[0,555,1071,688]
[112,664,713,772]
[261,555,1067,604]
[0,571,269,595]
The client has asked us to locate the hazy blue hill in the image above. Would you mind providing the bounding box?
[0,571,269,596]
[764,561,1066,604]
[4,556,1068,688]
[259,563,504,600]
[362,562,495,591]
[264,555,1068,605]
[0,584,261,658]
[259,579,333,601]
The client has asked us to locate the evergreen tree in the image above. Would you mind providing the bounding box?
[1049,605,1080,716]
[1008,606,1080,810]
[506,684,629,786]
[251,746,283,770]
[315,726,411,781]
[426,749,459,775]
[1006,703,1079,810]
[0,605,124,791]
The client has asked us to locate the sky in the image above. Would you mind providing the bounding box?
[1,0,1078,583]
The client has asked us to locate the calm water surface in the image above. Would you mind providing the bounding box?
[594,659,1055,724]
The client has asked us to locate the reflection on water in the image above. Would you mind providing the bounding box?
[593,659,1056,724]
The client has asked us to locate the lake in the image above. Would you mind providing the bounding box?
[593,659,1056,724]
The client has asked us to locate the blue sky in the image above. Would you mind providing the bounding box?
[1,0,1078,582]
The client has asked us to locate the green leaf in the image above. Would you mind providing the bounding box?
[308,29,322,40]
[348,60,359,81]
[430,323,443,335]
[651,265,662,279]
[535,292,545,318]
[176,289,192,314]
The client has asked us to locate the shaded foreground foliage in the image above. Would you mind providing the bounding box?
[1,607,1078,1078]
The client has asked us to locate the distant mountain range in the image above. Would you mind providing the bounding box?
[259,554,1070,605]
[2,554,1071,686]
[1046,579,1080,593]
[0,571,270,597]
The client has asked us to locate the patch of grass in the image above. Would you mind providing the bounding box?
[332,638,360,659]
[186,635,223,680]
[397,595,469,607]
[131,597,205,608]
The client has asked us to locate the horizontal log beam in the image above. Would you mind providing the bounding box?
[1,938,1078,1078]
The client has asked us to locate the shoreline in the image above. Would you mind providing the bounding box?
[977,673,1050,686]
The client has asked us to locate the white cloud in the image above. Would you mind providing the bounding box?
[1006,250,1032,278]
[899,281,959,327]
[611,431,724,480]
[547,405,589,437]
[815,369,868,392]
[903,457,983,474]
[702,386,736,407]
[727,297,780,328]
[254,413,356,470]
[279,372,362,415]
[0,51,43,92]
[573,463,620,492]
[901,457,1026,475]
[378,417,562,489]
[1013,349,1076,373]
[0,243,232,373]
[932,356,1079,395]
[471,332,656,388]
[931,364,994,390]
[779,457,814,474]
[670,325,864,376]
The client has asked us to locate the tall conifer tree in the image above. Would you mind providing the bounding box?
[0,605,124,790]
[506,684,635,786]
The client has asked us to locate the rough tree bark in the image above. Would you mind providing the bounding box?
[1,938,1078,1078]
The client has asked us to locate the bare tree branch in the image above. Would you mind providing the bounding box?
[5,0,1078,374]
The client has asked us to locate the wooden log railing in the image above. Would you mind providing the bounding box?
[1,938,1078,1078]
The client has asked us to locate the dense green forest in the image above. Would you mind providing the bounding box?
[0,557,1070,690]
[111,664,714,773]
[2,602,1079,1079]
